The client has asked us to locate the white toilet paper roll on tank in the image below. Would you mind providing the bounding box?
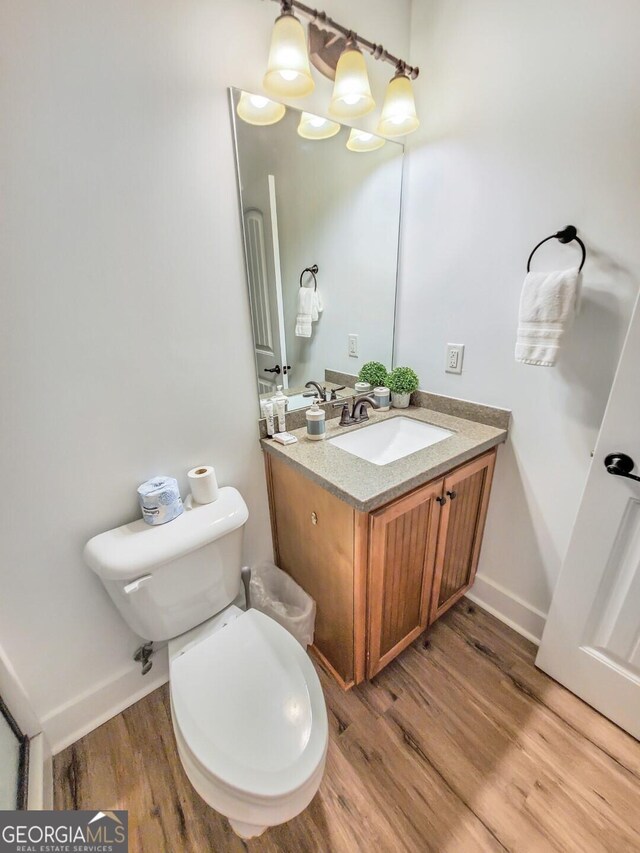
[188,466,219,504]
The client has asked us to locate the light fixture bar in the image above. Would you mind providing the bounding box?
[265,0,420,79]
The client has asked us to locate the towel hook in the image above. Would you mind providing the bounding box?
[527,225,586,272]
[299,264,318,291]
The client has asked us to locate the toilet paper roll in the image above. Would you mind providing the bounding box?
[137,476,183,526]
[188,465,219,504]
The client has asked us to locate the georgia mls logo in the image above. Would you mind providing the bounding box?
[0,810,128,853]
[86,811,126,841]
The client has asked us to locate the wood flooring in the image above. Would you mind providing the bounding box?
[54,602,640,852]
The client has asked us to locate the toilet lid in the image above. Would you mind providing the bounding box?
[170,609,328,799]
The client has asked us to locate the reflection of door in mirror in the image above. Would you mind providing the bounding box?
[0,694,28,809]
[243,174,289,397]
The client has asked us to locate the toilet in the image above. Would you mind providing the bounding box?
[84,487,328,839]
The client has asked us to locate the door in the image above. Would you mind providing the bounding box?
[537,294,640,738]
[0,695,28,809]
[242,174,289,395]
[367,480,442,678]
[430,450,497,623]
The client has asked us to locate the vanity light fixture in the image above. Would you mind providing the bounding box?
[377,65,420,137]
[263,2,315,98]
[261,0,420,136]
[346,128,386,152]
[297,111,341,140]
[236,91,286,126]
[329,37,375,120]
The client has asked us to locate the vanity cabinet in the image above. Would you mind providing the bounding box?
[367,480,441,677]
[430,453,496,622]
[264,447,496,688]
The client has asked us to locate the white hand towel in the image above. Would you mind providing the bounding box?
[311,289,323,322]
[295,286,315,338]
[515,268,582,366]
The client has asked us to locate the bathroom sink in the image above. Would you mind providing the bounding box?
[329,416,453,466]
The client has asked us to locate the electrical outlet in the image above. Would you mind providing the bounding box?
[446,343,464,374]
[348,334,359,358]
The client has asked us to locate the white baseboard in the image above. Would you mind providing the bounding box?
[466,572,547,645]
[42,650,169,755]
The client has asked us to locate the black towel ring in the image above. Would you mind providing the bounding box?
[527,225,586,272]
[299,264,318,291]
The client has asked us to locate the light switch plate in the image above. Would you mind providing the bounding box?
[348,334,359,358]
[446,343,464,374]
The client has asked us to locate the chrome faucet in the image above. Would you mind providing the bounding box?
[333,394,380,426]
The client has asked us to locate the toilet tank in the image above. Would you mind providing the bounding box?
[84,487,249,642]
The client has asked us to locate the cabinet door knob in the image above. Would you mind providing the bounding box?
[311,511,318,525]
[436,495,447,505]
[446,490,457,500]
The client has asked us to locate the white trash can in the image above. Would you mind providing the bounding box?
[249,561,316,648]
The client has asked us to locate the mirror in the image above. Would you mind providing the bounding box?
[230,88,403,414]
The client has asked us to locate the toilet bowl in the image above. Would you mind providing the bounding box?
[84,486,328,838]
[169,606,328,838]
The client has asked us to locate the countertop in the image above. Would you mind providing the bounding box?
[261,405,508,512]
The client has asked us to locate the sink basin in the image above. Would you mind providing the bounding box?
[329,416,453,466]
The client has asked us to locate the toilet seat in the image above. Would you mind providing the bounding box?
[169,609,328,813]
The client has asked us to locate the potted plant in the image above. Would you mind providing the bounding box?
[387,366,419,408]
[357,361,388,393]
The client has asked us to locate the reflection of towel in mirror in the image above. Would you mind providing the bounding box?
[311,289,323,322]
[295,287,315,337]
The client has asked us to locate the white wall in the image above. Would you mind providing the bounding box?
[0,0,410,752]
[400,0,640,640]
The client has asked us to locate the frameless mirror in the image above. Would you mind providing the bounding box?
[230,88,403,414]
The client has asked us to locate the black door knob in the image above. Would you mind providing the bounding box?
[436,495,447,505]
[604,453,640,483]
[264,365,281,375]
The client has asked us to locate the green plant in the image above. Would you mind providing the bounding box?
[358,361,388,387]
[387,366,419,395]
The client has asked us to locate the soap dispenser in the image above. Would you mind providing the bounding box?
[305,400,326,441]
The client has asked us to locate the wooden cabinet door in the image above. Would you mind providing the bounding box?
[430,449,496,622]
[367,480,442,678]
[266,455,359,688]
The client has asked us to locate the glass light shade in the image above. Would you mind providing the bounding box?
[297,112,341,140]
[377,73,420,137]
[329,45,375,119]
[263,12,315,98]
[236,91,286,126]
[346,128,386,152]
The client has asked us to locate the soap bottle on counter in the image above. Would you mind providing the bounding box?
[305,400,326,441]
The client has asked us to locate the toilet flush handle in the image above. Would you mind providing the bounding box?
[123,574,153,594]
